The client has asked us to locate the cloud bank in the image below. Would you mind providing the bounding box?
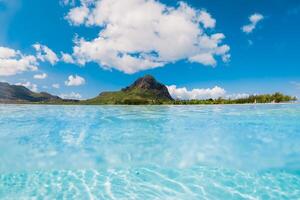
[65,0,230,74]
[167,85,249,100]
[167,85,226,100]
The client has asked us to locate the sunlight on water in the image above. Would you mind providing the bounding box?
[0,104,300,199]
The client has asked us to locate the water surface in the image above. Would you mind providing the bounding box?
[0,104,300,199]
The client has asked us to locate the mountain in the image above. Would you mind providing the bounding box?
[0,82,63,103]
[85,75,173,104]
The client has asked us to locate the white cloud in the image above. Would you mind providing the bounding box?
[198,10,216,29]
[60,92,82,99]
[33,73,48,79]
[16,81,38,92]
[52,83,60,89]
[65,74,85,86]
[33,43,59,65]
[0,46,38,76]
[66,0,230,74]
[242,13,264,34]
[61,52,75,63]
[167,85,249,100]
[66,5,90,25]
[167,85,226,100]
[0,46,18,59]
[189,53,217,66]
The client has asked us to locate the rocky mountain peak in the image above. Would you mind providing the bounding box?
[122,75,173,100]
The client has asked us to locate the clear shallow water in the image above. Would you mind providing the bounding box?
[0,104,300,199]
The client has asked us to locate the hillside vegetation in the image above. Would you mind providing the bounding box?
[171,93,297,105]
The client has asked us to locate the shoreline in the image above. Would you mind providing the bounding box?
[0,102,298,107]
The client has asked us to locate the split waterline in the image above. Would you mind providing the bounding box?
[0,104,300,199]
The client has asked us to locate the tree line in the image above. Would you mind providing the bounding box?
[170,92,297,105]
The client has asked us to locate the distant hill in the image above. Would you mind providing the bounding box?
[0,82,70,103]
[85,75,173,104]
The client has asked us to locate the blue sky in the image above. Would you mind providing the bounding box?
[0,0,300,99]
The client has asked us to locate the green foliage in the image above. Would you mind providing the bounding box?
[82,88,171,105]
[170,93,297,105]
[80,92,297,105]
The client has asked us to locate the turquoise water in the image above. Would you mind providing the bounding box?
[0,104,300,199]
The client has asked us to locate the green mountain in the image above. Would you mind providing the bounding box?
[0,82,68,103]
[84,75,173,105]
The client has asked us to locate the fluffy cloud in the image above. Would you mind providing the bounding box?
[65,75,85,86]
[198,10,216,28]
[0,46,38,76]
[33,44,59,65]
[16,81,38,92]
[65,0,230,74]
[0,46,18,59]
[34,73,48,79]
[66,5,90,25]
[61,52,75,64]
[60,92,82,99]
[0,44,61,77]
[167,85,226,100]
[167,85,249,100]
[242,13,264,34]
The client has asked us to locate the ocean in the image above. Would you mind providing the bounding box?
[0,104,299,199]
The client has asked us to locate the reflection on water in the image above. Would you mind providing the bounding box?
[0,104,300,199]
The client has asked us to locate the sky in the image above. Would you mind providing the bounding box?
[0,0,300,100]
